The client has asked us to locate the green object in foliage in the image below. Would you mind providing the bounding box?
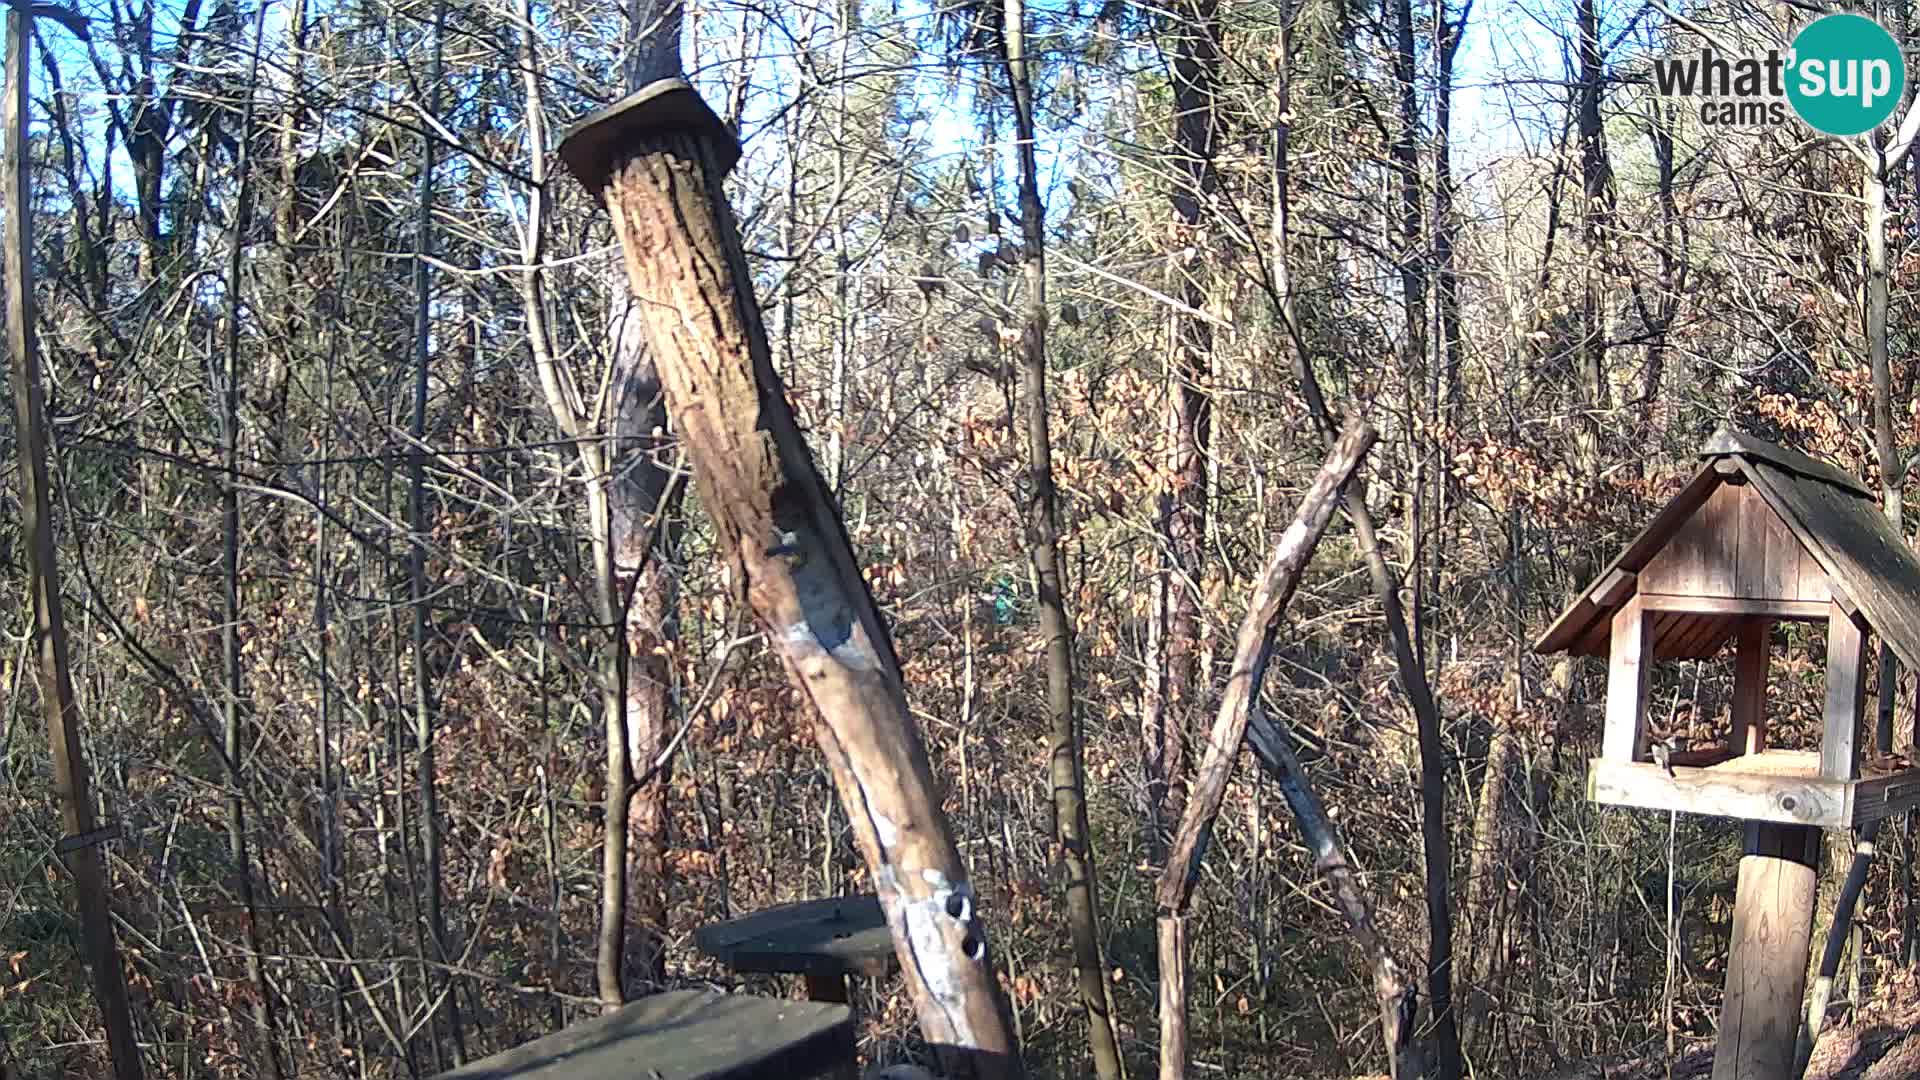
[990,577,1017,625]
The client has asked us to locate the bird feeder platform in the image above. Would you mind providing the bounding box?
[433,989,853,1080]
[694,894,896,1003]
[1587,748,1920,830]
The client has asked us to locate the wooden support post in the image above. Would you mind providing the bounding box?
[1712,822,1819,1080]
[1823,603,1867,782]
[558,83,1018,1077]
[804,973,851,1004]
[1731,618,1771,757]
[1602,595,1652,762]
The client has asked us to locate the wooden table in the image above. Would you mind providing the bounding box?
[693,894,896,1003]
[434,989,852,1079]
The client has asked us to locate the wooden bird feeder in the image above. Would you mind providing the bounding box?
[1536,426,1920,1079]
[1536,427,1920,826]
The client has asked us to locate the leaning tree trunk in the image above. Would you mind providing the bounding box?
[561,84,1021,1078]
[1243,672,1419,1078]
[1156,419,1377,1080]
[997,0,1122,1072]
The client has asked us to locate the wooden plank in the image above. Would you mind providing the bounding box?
[1574,619,1611,657]
[435,990,854,1080]
[1708,749,1819,775]
[1851,767,1920,824]
[1586,759,1850,828]
[1797,541,1827,599]
[1732,483,1786,599]
[1698,484,1742,597]
[1668,746,1737,768]
[1755,484,1804,600]
[1603,597,1652,763]
[693,895,895,979]
[1823,602,1867,781]
[1638,595,1831,620]
[1650,611,1690,657]
[1711,822,1820,1080]
[1731,618,1772,756]
[1673,614,1731,660]
[1641,517,1707,597]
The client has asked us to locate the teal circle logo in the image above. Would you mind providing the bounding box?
[1787,14,1905,136]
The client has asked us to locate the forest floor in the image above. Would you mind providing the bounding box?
[1603,981,1920,1080]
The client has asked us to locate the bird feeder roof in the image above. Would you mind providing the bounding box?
[1534,427,1920,669]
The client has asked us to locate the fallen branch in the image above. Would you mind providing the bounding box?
[1246,683,1421,1077]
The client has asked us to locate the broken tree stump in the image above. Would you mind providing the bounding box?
[558,79,1019,1078]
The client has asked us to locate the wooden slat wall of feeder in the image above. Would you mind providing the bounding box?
[1535,426,1920,1080]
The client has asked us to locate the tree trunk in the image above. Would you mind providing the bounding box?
[1244,687,1420,1078]
[1639,94,1680,416]
[4,15,145,1079]
[514,1,633,1014]
[1144,0,1220,863]
[1574,0,1611,477]
[219,8,286,1074]
[998,0,1122,1073]
[1432,0,1465,422]
[570,92,1021,1076]
[1271,29,1462,1068]
[1460,721,1516,1056]
[1868,159,1901,755]
[606,259,683,991]
[407,0,461,1057]
[1156,419,1377,1080]
[602,0,690,999]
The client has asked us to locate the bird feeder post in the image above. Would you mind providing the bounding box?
[1714,822,1819,1080]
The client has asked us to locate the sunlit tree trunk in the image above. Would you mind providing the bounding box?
[4,13,145,1078]
[999,0,1122,1072]
[1144,0,1219,864]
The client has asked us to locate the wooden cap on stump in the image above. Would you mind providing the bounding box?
[557,78,741,201]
